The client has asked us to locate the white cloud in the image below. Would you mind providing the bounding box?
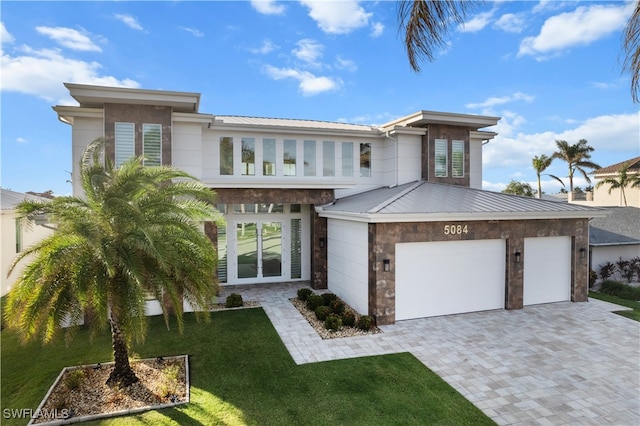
[292,38,323,66]
[1,22,15,45]
[1,46,139,103]
[263,65,340,95]
[335,55,357,72]
[251,0,286,15]
[494,13,525,33]
[518,3,632,59]
[16,137,27,144]
[249,39,278,55]
[35,26,101,52]
[300,0,371,34]
[180,27,204,37]
[465,92,535,111]
[459,10,495,33]
[114,14,144,31]
[370,22,384,38]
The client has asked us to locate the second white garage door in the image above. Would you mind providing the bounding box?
[524,236,571,305]
[396,239,506,321]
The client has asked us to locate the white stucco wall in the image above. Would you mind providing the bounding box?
[396,134,422,186]
[71,117,103,197]
[327,218,369,315]
[469,139,483,189]
[592,182,640,207]
[172,121,204,178]
[591,244,640,278]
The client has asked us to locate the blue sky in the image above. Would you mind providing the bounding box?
[1,0,638,196]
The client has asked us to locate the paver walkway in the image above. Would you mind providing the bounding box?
[220,283,640,425]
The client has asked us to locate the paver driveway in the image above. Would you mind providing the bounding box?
[222,283,640,425]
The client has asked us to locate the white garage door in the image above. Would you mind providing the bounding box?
[396,239,506,321]
[524,236,571,305]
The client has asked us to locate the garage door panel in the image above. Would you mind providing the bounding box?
[524,236,571,305]
[396,239,505,320]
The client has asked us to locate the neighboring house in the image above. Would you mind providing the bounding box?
[0,189,55,296]
[53,83,607,324]
[589,207,640,278]
[589,157,640,207]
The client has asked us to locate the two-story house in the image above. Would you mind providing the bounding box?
[53,83,605,324]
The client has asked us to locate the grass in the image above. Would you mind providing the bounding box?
[2,308,495,426]
[589,290,640,322]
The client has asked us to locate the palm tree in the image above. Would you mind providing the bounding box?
[4,139,221,388]
[623,0,640,103]
[552,139,601,196]
[532,154,564,198]
[594,161,640,206]
[398,0,478,72]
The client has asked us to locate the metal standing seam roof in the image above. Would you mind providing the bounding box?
[213,115,381,133]
[589,207,640,246]
[320,181,608,220]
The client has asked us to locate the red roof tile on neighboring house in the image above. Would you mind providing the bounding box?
[594,156,640,175]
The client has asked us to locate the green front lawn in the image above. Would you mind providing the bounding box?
[589,291,640,322]
[2,308,494,425]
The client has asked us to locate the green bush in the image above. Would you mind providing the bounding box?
[225,293,243,308]
[306,294,325,311]
[63,369,85,390]
[356,315,374,331]
[321,293,338,306]
[589,270,598,288]
[324,314,342,331]
[330,299,345,315]
[598,280,640,301]
[315,305,331,321]
[297,288,313,302]
[341,311,356,327]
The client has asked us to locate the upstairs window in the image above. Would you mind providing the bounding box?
[142,123,162,167]
[435,139,448,177]
[263,138,276,176]
[452,140,464,178]
[342,142,354,177]
[241,137,255,175]
[115,122,135,168]
[283,139,297,176]
[323,141,335,177]
[304,140,316,176]
[360,143,371,177]
[220,137,234,175]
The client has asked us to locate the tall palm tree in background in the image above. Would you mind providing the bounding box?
[623,1,640,103]
[594,161,640,206]
[552,139,601,196]
[532,154,564,198]
[4,139,221,388]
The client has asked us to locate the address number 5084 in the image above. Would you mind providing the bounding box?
[444,224,469,235]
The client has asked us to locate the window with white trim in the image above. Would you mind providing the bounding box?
[142,123,162,167]
[342,142,354,177]
[263,138,276,176]
[452,140,464,178]
[241,137,255,175]
[435,139,448,177]
[323,141,335,177]
[304,140,316,176]
[283,139,296,176]
[360,143,371,177]
[115,122,135,167]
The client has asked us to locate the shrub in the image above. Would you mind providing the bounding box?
[324,314,342,331]
[589,270,598,288]
[63,369,85,391]
[321,292,338,306]
[297,288,313,302]
[598,280,640,301]
[315,305,331,321]
[599,262,616,281]
[306,294,325,311]
[330,299,345,315]
[356,315,374,331]
[341,311,356,327]
[225,293,243,308]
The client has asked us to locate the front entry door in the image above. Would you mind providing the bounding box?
[236,221,283,280]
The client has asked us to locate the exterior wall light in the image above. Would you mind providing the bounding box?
[579,248,586,259]
[319,237,325,248]
[383,259,390,272]
[514,250,521,264]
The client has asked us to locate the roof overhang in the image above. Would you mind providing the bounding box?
[209,122,383,138]
[381,110,500,131]
[52,106,103,125]
[63,83,200,113]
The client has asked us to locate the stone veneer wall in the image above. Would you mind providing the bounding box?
[423,124,470,187]
[368,218,590,325]
[104,103,172,166]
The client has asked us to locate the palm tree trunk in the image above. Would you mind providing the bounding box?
[537,175,542,199]
[106,309,139,388]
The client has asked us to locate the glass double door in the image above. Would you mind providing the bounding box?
[236,221,282,280]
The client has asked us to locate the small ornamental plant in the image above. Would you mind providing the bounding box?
[330,299,345,315]
[324,314,342,331]
[63,369,85,391]
[306,294,325,311]
[341,311,356,327]
[356,315,374,331]
[225,293,243,308]
[297,288,313,302]
[321,292,338,305]
[315,305,331,321]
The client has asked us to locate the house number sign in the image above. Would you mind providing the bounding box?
[443,224,469,235]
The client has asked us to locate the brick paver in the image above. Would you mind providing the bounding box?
[219,283,640,426]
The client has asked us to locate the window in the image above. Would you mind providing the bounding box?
[342,142,354,177]
[360,143,371,177]
[142,124,162,167]
[217,224,227,283]
[291,218,302,279]
[435,139,448,177]
[452,140,464,178]
[15,219,22,253]
[323,141,335,177]
[304,140,316,176]
[283,139,296,176]
[115,122,134,167]
[263,138,276,176]
[220,137,234,175]
[241,137,255,175]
